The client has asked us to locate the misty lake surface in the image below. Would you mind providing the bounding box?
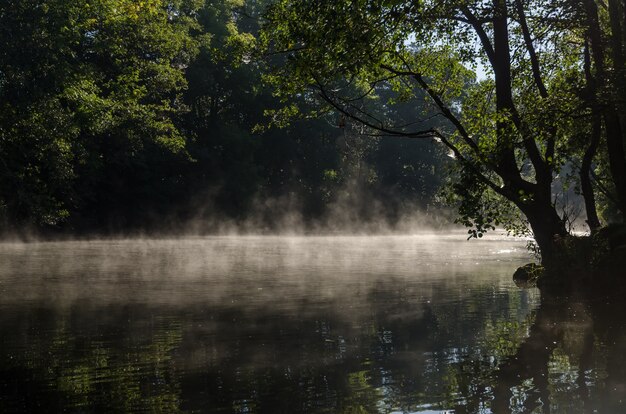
[1,234,625,413]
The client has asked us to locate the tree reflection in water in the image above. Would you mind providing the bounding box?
[0,281,536,413]
[1,288,621,413]
[488,287,626,414]
[1,239,625,413]
[2,286,626,413]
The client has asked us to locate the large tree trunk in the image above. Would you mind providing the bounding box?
[584,0,626,218]
[604,113,626,216]
[581,42,602,232]
[608,0,626,130]
[581,120,602,232]
[519,201,568,266]
[607,0,626,214]
[490,0,568,264]
[492,0,520,178]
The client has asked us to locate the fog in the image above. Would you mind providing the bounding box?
[149,183,459,238]
[0,232,557,413]
[0,233,531,309]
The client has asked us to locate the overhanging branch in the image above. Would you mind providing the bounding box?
[314,78,509,199]
[379,64,481,154]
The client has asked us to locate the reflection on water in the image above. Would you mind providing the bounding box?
[0,235,623,413]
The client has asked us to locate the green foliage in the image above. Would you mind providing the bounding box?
[0,0,449,232]
[260,0,626,258]
[0,0,200,227]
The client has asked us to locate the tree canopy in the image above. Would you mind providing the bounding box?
[261,0,626,263]
[1,0,625,264]
[0,0,448,234]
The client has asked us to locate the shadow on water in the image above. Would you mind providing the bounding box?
[0,236,625,413]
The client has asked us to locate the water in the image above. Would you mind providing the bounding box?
[0,234,624,413]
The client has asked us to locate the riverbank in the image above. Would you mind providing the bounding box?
[513,224,626,296]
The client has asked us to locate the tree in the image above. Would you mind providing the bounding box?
[0,0,200,229]
[261,0,625,265]
[579,0,626,220]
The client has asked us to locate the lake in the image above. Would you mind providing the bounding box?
[0,234,624,413]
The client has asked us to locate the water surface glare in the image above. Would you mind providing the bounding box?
[0,234,623,413]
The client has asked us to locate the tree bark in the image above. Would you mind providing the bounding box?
[608,0,626,122]
[492,0,521,178]
[581,42,602,232]
[584,0,626,218]
[581,118,602,232]
[519,199,568,265]
[491,0,567,263]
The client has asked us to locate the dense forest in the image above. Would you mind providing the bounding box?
[1,0,626,269]
[0,0,448,235]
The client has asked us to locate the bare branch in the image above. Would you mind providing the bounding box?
[315,74,511,201]
[432,130,511,198]
[316,82,437,139]
[379,63,481,154]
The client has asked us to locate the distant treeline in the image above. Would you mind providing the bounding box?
[0,0,448,234]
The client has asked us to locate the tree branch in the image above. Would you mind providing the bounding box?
[316,82,437,139]
[431,130,512,199]
[514,0,548,98]
[460,5,496,69]
[379,63,481,154]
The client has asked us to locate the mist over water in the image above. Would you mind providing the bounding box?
[0,233,528,307]
[135,196,458,239]
[1,234,624,413]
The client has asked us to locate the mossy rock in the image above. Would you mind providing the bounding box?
[513,263,545,288]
